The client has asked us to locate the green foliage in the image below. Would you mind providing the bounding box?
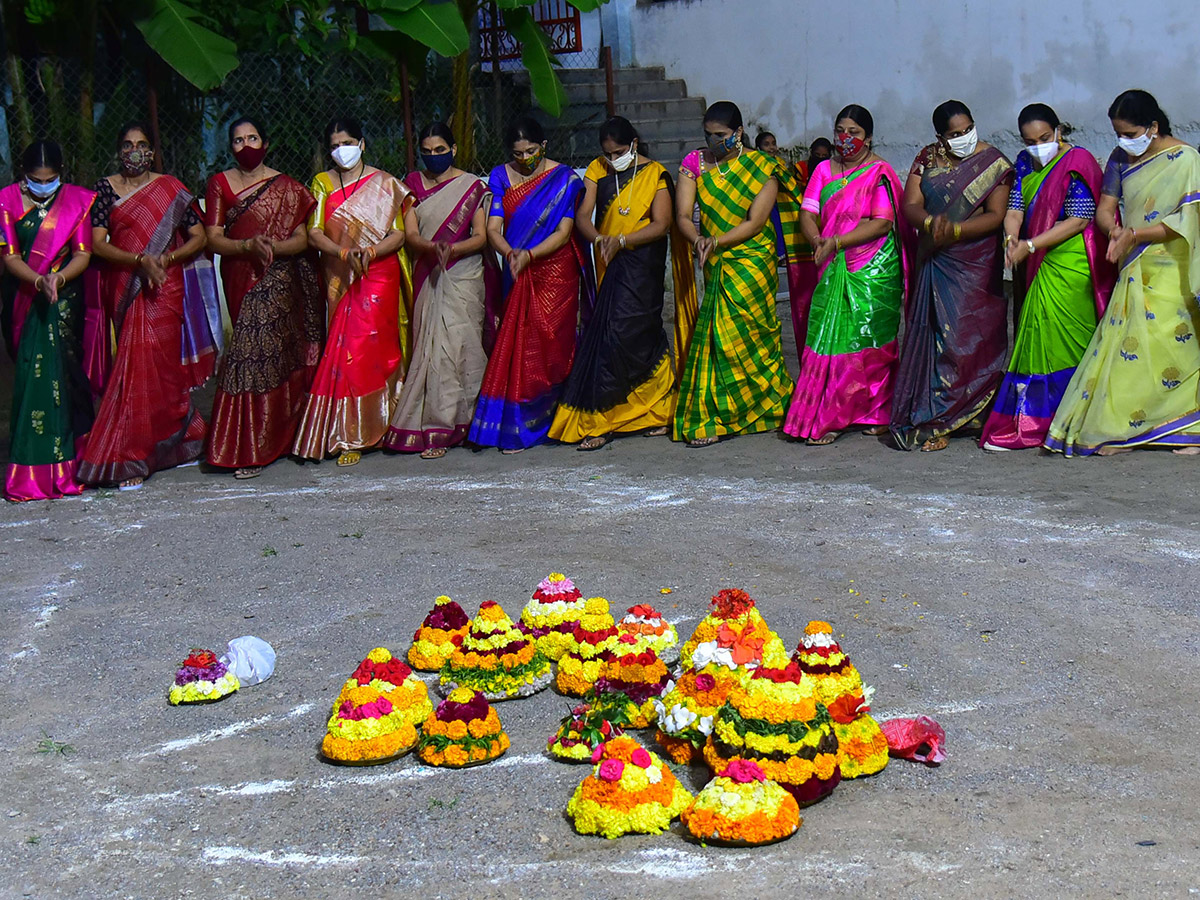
[503,8,567,116]
[34,730,75,756]
[378,2,470,59]
[133,0,239,91]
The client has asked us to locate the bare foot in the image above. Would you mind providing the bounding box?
[1096,445,1133,457]
[920,436,949,452]
[862,425,889,436]
[500,447,525,455]
[1171,446,1200,456]
[643,426,668,437]
[687,436,720,448]
[578,435,610,451]
[234,467,263,480]
[420,447,448,459]
[806,431,842,446]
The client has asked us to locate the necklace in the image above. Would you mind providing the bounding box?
[613,158,638,215]
[714,147,741,182]
[336,160,367,201]
[24,187,55,219]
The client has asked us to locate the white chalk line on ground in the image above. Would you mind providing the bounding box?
[203,846,366,868]
[137,702,315,758]
[878,701,979,720]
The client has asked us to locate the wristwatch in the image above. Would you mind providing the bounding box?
[1025,240,1036,254]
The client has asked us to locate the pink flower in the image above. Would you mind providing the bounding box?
[630,748,652,768]
[591,744,605,764]
[598,758,625,782]
[694,673,716,692]
[722,759,766,784]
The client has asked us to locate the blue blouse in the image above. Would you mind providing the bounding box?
[1007,149,1096,220]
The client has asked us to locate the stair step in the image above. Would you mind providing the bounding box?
[561,79,688,104]
[552,66,666,84]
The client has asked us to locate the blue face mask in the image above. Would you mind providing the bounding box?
[706,131,738,155]
[27,177,60,199]
[422,152,454,174]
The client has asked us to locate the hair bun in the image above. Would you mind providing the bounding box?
[1058,121,1074,138]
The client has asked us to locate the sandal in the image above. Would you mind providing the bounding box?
[234,467,263,480]
[920,436,949,452]
[862,425,889,436]
[336,450,362,467]
[118,477,144,491]
[806,431,841,446]
[578,435,610,451]
[687,436,720,448]
[500,447,525,455]
[420,447,448,459]
[643,426,668,437]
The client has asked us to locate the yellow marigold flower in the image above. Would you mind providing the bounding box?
[548,572,566,582]
[444,745,469,766]
[447,719,469,740]
[806,620,833,635]
[447,686,476,704]
[434,595,453,605]
[584,596,609,615]
[366,647,392,663]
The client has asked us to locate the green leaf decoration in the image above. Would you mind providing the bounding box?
[566,0,607,11]
[380,1,470,58]
[133,0,239,91]
[502,8,567,117]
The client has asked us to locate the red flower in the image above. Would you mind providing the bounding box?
[694,673,717,692]
[630,748,652,768]
[710,589,755,619]
[183,649,218,669]
[598,759,625,782]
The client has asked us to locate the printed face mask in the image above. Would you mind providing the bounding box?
[1117,131,1153,157]
[514,146,544,174]
[945,127,978,158]
[610,143,637,172]
[422,152,454,174]
[120,147,154,176]
[26,177,60,199]
[835,132,866,160]
[1027,136,1059,167]
[331,144,363,170]
[707,131,737,155]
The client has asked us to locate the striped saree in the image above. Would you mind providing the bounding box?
[673,149,791,442]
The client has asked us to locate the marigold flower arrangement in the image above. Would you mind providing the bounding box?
[593,634,672,727]
[321,682,419,763]
[336,647,432,730]
[679,589,789,673]
[519,573,589,661]
[682,760,801,846]
[792,621,888,779]
[651,667,743,763]
[617,604,679,664]
[547,696,631,762]
[440,600,552,700]
[704,662,841,807]
[418,687,509,767]
[168,649,240,705]
[555,598,620,696]
[566,736,692,838]
[408,595,470,671]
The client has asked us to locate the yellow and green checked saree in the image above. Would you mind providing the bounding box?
[673,149,791,442]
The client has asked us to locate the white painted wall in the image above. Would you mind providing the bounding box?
[629,0,1199,170]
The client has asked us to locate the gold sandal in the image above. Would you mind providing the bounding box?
[336,450,362,467]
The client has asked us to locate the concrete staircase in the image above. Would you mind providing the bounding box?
[524,66,706,173]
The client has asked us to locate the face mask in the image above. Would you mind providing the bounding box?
[610,143,637,172]
[707,131,738,156]
[945,127,978,158]
[1027,136,1059,167]
[233,145,267,170]
[514,146,544,174]
[331,144,363,170]
[835,133,866,160]
[26,177,59,199]
[422,152,454,174]
[1117,131,1153,157]
[120,147,154,176]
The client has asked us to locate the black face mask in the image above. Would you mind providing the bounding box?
[422,152,454,174]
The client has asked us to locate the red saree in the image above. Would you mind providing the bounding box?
[205,173,322,468]
[78,175,207,485]
[292,171,414,458]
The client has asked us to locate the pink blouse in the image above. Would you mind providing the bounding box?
[801,159,894,273]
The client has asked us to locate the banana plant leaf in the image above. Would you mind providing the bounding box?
[502,7,567,117]
[379,1,470,58]
[133,0,239,91]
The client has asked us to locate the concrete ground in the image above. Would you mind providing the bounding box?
[2,301,1200,899]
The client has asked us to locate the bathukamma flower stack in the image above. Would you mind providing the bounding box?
[408,595,470,671]
[682,759,801,845]
[555,597,620,696]
[168,648,239,705]
[440,600,552,700]
[566,736,692,838]
[418,686,509,767]
[519,572,589,661]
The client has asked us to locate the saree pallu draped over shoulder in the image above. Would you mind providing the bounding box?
[78,175,213,485]
[1046,145,1200,454]
[469,164,593,450]
[206,173,323,468]
[673,148,792,442]
[292,171,414,459]
[784,159,908,439]
[1,183,95,501]
[890,144,1013,449]
[549,158,689,443]
[384,171,499,452]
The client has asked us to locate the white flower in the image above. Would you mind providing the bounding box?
[646,766,662,784]
[719,790,740,808]
[697,715,714,735]
[860,684,876,712]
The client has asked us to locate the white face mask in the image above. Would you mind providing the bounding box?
[1028,135,1059,167]
[331,143,363,170]
[610,143,637,172]
[945,127,978,158]
[1117,131,1153,157]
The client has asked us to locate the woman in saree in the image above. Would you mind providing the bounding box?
[293,116,412,467]
[785,138,833,351]
[1046,90,1200,456]
[1,141,94,502]
[205,117,323,479]
[891,100,1013,452]
[981,104,1114,451]
[77,123,213,490]
[784,105,906,445]
[673,100,792,447]
[549,116,696,450]
[384,122,497,459]
[469,116,591,453]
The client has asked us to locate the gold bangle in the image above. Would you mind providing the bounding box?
[923,215,933,234]
[618,234,626,250]
[953,223,962,240]
[135,252,144,266]
[34,275,43,291]
[834,236,842,253]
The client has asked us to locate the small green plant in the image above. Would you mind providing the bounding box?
[339,531,363,540]
[261,546,278,557]
[428,796,459,811]
[26,835,40,845]
[35,731,74,756]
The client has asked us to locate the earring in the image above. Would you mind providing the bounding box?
[735,132,743,153]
